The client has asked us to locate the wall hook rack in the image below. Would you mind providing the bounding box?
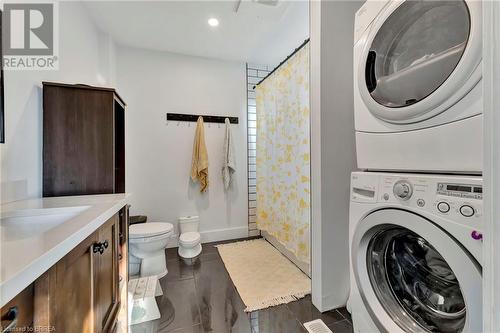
[166,113,238,124]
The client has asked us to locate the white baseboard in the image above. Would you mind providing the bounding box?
[166,226,250,248]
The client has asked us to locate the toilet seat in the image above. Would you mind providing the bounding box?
[130,222,174,241]
[179,232,201,247]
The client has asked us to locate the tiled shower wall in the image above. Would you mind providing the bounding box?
[246,64,271,236]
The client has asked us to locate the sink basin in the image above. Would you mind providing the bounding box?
[0,206,90,241]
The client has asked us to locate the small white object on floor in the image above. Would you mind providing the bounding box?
[178,216,202,259]
[303,319,333,333]
[128,275,163,326]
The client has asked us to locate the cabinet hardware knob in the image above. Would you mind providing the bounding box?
[103,240,109,249]
[93,242,105,254]
[93,244,101,254]
[1,306,18,333]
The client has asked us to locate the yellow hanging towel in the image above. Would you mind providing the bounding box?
[190,116,209,192]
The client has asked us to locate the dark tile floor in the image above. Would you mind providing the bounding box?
[130,238,353,333]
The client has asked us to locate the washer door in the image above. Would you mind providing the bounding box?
[352,209,481,333]
[358,0,482,123]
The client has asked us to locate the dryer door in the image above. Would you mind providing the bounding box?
[352,209,481,333]
[358,0,482,124]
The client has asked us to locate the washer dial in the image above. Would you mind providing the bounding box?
[393,180,413,200]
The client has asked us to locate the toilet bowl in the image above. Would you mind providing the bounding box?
[129,222,174,278]
[178,216,202,259]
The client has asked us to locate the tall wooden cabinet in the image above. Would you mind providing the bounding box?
[42,82,126,197]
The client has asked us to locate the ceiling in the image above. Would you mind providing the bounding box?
[84,1,309,66]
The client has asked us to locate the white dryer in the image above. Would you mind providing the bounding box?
[354,0,482,173]
[349,172,483,333]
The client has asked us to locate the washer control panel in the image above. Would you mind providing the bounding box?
[363,173,484,224]
[351,172,484,252]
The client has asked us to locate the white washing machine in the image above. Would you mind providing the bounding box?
[354,0,482,173]
[349,172,483,333]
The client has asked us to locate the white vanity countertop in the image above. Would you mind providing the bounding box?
[0,193,131,307]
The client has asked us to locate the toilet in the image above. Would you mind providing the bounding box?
[178,216,202,259]
[129,222,174,278]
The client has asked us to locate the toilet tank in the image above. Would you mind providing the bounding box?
[178,216,199,234]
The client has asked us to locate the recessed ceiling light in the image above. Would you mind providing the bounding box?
[208,18,219,27]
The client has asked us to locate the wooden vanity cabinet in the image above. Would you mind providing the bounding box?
[0,285,34,332]
[35,231,99,332]
[34,211,124,333]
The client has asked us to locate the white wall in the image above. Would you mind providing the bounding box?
[0,1,116,203]
[310,0,363,312]
[116,46,248,244]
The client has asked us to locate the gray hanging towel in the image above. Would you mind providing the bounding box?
[222,118,236,190]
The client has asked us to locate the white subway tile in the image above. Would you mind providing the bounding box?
[247,69,257,76]
[248,63,269,71]
[248,76,260,84]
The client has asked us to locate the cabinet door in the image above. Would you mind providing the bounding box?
[34,212,123,333]
[49,233,99,332]
[43,86,115,197]
[118,206,129,279]
[96,214,120,332]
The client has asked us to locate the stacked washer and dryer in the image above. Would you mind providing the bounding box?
[349,1,483,333]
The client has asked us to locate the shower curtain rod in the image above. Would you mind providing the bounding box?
[254,38,310,89]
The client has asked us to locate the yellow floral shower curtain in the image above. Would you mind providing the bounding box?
[255,44,310,264]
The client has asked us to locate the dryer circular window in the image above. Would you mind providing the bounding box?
[357,0,482,123]
[352,210,482,333]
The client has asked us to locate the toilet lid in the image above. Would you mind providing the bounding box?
[129,222,174,239]
[179,232,201,245]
